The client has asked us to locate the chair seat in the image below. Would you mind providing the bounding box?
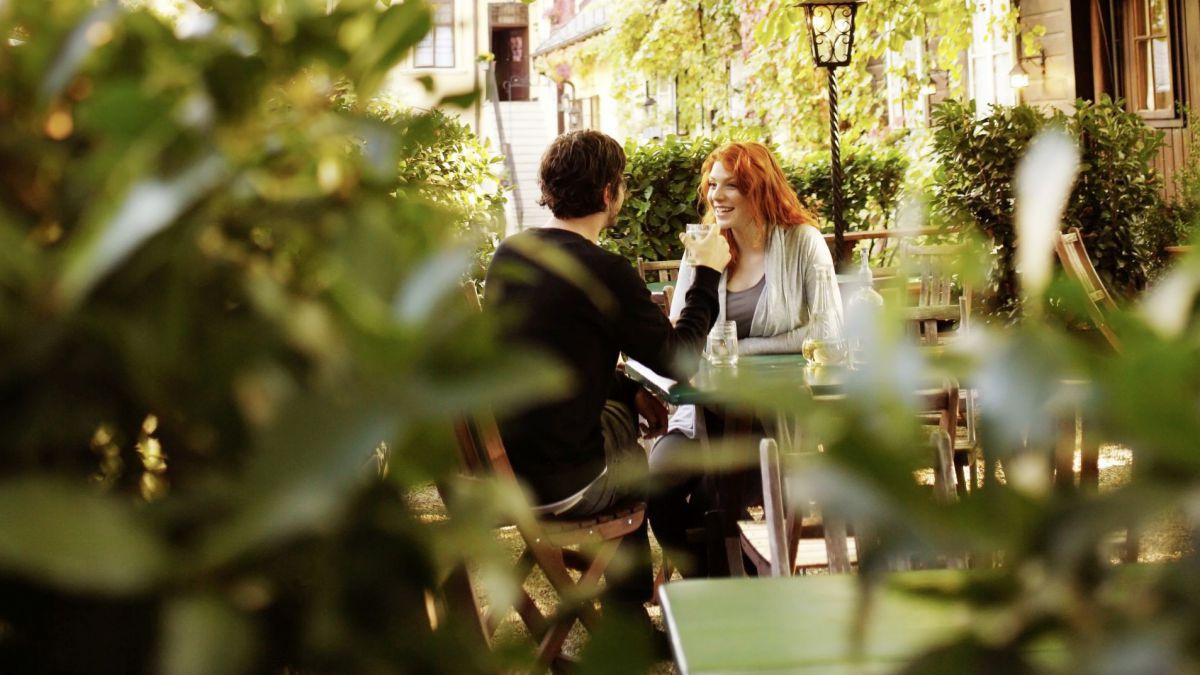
[919,421,974,452]
[540,502,646,546]
[739,520,858,572]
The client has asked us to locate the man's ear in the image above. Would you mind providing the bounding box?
[602,183,614,209]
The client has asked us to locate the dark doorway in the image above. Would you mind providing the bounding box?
[492,27,530,101]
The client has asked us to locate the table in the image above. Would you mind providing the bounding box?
[659,572,1063,674]
[625,354,843,406]
[625,355,851,575]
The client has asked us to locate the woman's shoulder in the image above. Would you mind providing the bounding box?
[771,222,826,248]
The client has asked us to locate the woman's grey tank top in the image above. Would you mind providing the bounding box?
[725,274,766,339]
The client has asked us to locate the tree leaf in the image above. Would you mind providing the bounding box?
[0,477,169,594]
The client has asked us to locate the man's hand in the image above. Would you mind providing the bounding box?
[680,224,731,272]
[634,387,668,439]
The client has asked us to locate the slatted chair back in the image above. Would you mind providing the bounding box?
[901,243,972,347]
[897,244,981,494]
[442,284,649,672]
[649,285,677,318]
[1054,227,1122,353]
[637,258,682,285]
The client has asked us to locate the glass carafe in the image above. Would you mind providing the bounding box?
[801,265,847,365]
[845,250,884,365]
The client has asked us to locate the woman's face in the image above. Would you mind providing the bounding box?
[706,160,752,231]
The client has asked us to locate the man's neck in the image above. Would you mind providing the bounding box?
[545,213,608,243]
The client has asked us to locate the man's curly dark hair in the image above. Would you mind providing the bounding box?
[537,130,625,219]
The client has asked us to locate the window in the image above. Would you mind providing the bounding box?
[579,96,600,131]
[967,0,1017,115]
[414,0,454,68]
[1123,0,1177,118]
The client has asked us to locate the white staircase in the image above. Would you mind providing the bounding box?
[482,100,554,234]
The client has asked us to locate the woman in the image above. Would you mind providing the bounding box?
[649,141,842,576]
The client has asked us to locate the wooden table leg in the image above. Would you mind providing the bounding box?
[1054,406,1077,492]
[1079,409,1099,492]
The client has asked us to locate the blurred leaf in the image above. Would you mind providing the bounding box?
[348,1,431,100]
[160,593,256,675]
[57,154,229,307]
[197,395,403,568]
[393,246,472,325]
[438,89,479,109]
[38,1,121,106]
[0,477,168,594]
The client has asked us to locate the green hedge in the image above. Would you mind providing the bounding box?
[378,107,506,281]
[931,97,1166,318]
[602,136,908,266]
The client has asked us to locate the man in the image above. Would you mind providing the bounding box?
[483,130,730,624]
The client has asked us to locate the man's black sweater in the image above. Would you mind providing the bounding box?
[484,228,720,504]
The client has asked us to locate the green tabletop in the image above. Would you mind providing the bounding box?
[659,572,1060,674]
[624,354,844,405]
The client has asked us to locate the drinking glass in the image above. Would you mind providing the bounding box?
[707,320,739,367]
[683,223,710,266]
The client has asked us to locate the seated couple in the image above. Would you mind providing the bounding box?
[482,131,842,622]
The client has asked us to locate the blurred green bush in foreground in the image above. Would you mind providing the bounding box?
[4,2,1200,675]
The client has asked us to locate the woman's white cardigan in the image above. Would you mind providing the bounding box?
[666,224,843,439]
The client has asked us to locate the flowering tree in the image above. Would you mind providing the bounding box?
[586,0,1016,153]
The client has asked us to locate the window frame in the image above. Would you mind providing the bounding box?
[1117,0,1186,125]
[413,0,455,69]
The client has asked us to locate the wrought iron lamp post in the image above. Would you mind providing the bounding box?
[799,0,864,267]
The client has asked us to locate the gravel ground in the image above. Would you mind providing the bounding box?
[407,443,1190,673]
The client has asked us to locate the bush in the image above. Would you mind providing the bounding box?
[603,135,717,263]
[380,108,506,281]
[788,145,909,239]
[0,2,556,672]
[603,136,908,266]
[931,97,1165,318]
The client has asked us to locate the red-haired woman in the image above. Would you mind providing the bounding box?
[648,141,842,576]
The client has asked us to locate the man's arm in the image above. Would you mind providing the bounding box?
[615,263,721,381]
[616,225,730,380]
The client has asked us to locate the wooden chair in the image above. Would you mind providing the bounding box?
[899,244,980,494]
[1054,228,1129,556]
[640,259,680,318]
[637,258,682,286]
[649,285,675,318]
[738,379,960,577]
[1054,227,1122,353]
[902,243,973,348]
[442,288,649,671]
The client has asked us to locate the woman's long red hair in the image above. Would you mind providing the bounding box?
[697,142,817,271]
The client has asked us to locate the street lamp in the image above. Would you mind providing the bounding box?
[799,0,864,267]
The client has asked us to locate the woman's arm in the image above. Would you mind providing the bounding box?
[668,261,696,323]
[739,327,808,355]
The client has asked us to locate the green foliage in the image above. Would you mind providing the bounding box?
[604,135,908,265]
[9,4,1200,675]
[931,97,1165,318]
[582,0,1002,150]
[0,1,560,672]
[604,135,717,262]
[788,145,909,236]
[377,107,506,281]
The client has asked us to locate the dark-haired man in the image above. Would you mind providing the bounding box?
[483,130,730,622]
